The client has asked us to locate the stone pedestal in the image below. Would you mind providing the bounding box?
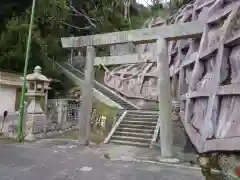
[25,114,45,140]
[25,97,46,140]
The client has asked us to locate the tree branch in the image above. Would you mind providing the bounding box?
[141,0,151,6]
[68,0,96,28]
[59,21,92,31]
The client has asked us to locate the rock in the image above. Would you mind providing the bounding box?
[104,153,110,160]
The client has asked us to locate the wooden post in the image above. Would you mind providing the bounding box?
[79,46,95,145]
[157,38,173,157]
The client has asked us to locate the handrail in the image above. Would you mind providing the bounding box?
[104,110,128,144]
[55,62,123,109]
[53,60,140,109]
[94,80,140,109]
[64,63,140,110]
[150,114,161,148]
[127,109,159,114]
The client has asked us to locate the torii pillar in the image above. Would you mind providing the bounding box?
[78,46,95,145]
[157,38,173,157]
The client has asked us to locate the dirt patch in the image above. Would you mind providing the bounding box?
[48,131,105,144]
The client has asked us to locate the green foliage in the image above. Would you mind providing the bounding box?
[168,0,192,11]
[69,0,151,33]
[0,16,45,72]
[0,0,153,97]
[0,0,148,72]
[93,99,118,118]
[0,0,32,31]
[148,2,170,18]
[0,0,69,74]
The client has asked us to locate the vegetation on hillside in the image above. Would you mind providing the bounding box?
[0,0,152,95]
[0,0,191,97]
[0,0,192,141]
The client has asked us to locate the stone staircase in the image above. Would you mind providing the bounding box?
[106,110,160,147]
[59,63,139,110]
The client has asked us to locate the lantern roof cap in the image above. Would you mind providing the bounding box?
[26,66,51,82]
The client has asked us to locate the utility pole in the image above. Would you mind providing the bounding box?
[18,0,37,142]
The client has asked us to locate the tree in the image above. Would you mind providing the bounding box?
[0,16,45,72]
[0,0,32,32]
[68,0,145,33]
[168,0,192,10]
[0,0,69,74]
[0,0,149,97]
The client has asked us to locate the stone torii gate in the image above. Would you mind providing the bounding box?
[61,21,204,157]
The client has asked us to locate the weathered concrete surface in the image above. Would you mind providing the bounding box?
[87,143,198,167]
[0,140,204,180]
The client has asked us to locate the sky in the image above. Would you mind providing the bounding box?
[136,0,169,6]
[136,0,153,6]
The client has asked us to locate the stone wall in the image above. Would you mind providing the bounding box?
[1,97,121,142]
[0,85,18,114]
[0,113,19,136]
[43,99,80,137]
[1,99,81,140]
[104,0,240,151]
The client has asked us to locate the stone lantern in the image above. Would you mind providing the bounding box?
[24,66,50,140]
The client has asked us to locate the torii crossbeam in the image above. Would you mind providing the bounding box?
[61,21,204,48]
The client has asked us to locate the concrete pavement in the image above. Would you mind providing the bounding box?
[0,140,204,180]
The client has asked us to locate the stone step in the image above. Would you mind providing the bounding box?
[109,139,149,147]
[125,113,159,118]
[114,131,153,139]
[106,110,159,148]
[126,112,159,116]
[123,116,158,121]
[121,120,157,126]
[111,135,151,143]
[116,127,154,134]
[127,111,159,116]
[119,123,155,129]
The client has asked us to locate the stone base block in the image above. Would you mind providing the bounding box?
[25,113,46,141]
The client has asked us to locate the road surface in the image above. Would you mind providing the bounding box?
[0,141,204,180]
